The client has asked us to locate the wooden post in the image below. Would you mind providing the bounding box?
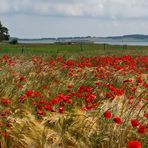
[80,42,83,51]
[104,44,106,50]
[21,45,24,54]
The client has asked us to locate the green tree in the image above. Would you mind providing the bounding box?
[0,21,10,42]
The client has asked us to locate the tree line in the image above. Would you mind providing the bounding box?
[0,21,10,42]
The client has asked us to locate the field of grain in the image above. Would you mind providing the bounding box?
[0,44,148,148]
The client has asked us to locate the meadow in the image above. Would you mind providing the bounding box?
[0,43,148,57]
[0,43,148,148]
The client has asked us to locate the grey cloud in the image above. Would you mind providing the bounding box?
[0,0,148,19]
[1,0,148,38]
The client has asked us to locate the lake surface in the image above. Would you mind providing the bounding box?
[94,41,148,46]
[18,40,148,46]
[18,40,55,44]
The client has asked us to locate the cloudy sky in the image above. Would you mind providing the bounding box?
[0,0,148,38]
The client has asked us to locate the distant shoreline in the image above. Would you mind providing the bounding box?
[18,40,148,46]
[9,34,148,45]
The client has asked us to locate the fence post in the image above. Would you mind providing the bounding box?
[104,44,106,50]
[80,42,83,51]
[21,45,24,54]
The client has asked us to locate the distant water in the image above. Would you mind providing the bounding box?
[95,41,148,46]
[18,40,55,44]
[18,40,148,46]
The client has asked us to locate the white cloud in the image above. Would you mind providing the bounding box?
[1,0,148,38]
[0,0,148,19]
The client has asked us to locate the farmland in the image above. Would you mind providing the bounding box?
[0,43,148,148]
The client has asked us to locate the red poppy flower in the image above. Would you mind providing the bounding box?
[3,108,10,116]
[79,85,85,90]
[32,101,38,107]
[17,84,23,89]
[26,90,33,97]
[85,87,91,92]
[1,98,11,106]
[81,106,87,111]
[132,87,137,92]
[19,95,27,103]
[131,119,139,127]
[144,113,148,118]
[42,85,48,89]
[19,76,26,82]
[39,100,46,105]
[37,109,44,116]
[44,104,52,111]
[143,83,148,88]
[123,79,132,83]
[104,110,112,119]
[138,125,146,134]
[128,141,141,148]
[33,91,40,98]
[68,85,73,89]
[136,77,142,84]
[110,85,117,92]
[58,107,64,114]
[113,116,122,125]
[96,81,100,86]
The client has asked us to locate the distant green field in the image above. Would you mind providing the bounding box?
[0,43,148,57]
